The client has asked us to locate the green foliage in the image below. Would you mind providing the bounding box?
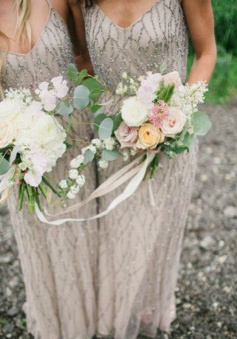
[213,0,237,55]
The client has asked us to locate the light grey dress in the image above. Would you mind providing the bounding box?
[2,0,197,338]
[2,1,98,339]
[83,0,197,338]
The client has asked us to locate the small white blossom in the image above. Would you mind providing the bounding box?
[103,137,116,151]
[70,185,80,194]
[70,157,82,169]
[122,151,129,162]
[91,138,102,148]
[98,159,109,169]
[59,180,68,189]
[130,147,138,156]
[66,191,76,199]
[68,169,79,180]
[87,144,97,154]
[122,72,128,79]
[76,174,85,187]
[76,155,85,163]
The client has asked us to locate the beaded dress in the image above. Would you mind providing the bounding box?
[82,0,197,338]
[2,1,98,339]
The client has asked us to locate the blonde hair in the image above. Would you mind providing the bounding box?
[0,0,31,98]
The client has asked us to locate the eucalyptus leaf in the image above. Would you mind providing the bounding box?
[94,107,104,117]
[0,155,10,175]
[83,149,95,165]
[102,149,120,161]
[56,101,73,116]
[182,132,195,148]
[98,118,114,140]
[75,69,88,85]
[111,113,122,132]
[83,78,104,102]
[94,113,107,130]
[67,63,78,81]
[91,104,103,114]
[191,111,212,136]
[73,85,90,110]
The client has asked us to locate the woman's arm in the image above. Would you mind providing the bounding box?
[67,0,94,74]
[182,0,217,84]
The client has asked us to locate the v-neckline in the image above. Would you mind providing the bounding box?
[6,7,52,57]
[95,1,161,30]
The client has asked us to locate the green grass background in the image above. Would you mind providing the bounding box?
[188,0,237,103]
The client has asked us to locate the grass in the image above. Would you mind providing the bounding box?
[188,47,237,104]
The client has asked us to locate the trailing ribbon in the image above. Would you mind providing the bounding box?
[36,153,156,225]
[0,166,16,204]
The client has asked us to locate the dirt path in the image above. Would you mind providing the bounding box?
[0,103,236,338]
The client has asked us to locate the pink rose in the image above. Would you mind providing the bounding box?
[115,122,138,148]
[162,71,182,88]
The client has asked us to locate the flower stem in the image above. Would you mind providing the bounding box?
[42,176,61,197]
[18,181,26,211]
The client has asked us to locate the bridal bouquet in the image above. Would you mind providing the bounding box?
[0,65,104,213]
[59,71,211,205]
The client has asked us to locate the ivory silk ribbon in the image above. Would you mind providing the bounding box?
[0,166,16,204]
[36,153,156,225]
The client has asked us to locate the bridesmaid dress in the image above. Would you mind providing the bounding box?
[82,0,197,338]
[2,1,99,338]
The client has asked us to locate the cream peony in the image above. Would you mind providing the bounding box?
[161,107,187,137]
[136,123,165,150]
[121,96,149,127]
[0,100,20,121]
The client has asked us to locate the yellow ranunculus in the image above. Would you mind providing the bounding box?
[136,123,164,150]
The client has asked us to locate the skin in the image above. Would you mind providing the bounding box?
[95,0,217,83]
[0,0,92,72]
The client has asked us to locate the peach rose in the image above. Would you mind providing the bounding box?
[136,123,165,150]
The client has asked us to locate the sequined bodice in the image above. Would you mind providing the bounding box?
[83,0,188,93]
[2,7,74,93]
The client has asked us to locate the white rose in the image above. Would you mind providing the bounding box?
[121,97,149,127]
[161,107,187,137]
[0,121,16,148]
[31,114,66,146]
[0,100,20,121]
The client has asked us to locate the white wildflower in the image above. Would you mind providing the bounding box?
[122,151,129,162]
[98,159,109,169]
[68,169,78,180]
[76,174,86,187]
[87,144,97,154]
[59,180,68,189]
[70,157,82,169]
[103,137,116,150]
[91,138,102,148]
[66,191,76,199]
[70,185,80,194]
